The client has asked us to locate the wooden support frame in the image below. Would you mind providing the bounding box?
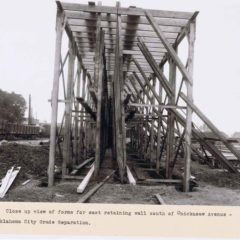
[49,2,239,196]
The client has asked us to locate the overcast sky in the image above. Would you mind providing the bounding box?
[0,0,240,136]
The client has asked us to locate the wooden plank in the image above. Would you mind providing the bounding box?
[0,167,14,197]
[62,175,84,180]
[74,33,175,44]
[123,50,165,55]
[65,11,189,27]
[77,47,165,57]
[70,25,178,39]
[80,50,163,58]
[70,157,94,175]
[85,65,154,73]
[0,167,21,198]
[126,166,137,185]
[145,10,193,85]
[68,19,182,33]
[78,171,115,203]
[22,179,31,186]
[154,193,166,204]
[76,40,168,50]
[60,2,194,19]
[48,8,64,187]
[128,103,184,109]
[144,178,182,183]
[77,43,167,53]
[77,164,95,193]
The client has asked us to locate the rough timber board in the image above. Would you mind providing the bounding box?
[68,19,182,33]
[65,11,190,27]
[60,2,194,19]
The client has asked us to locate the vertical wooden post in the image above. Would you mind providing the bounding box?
[48,7,64,187]
[94,30,104,178]
[150,77,156,164]
[62,40,75,176]
[184,21,195,192]
[73,62,81,165]
[166,54,176,178]
[156,74,163,172]
[94,1,103,177]
[113,2,127,182]
[81,69,86,160]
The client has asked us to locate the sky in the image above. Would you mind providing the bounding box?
[0,0,240,136]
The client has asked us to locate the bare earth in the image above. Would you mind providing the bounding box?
[0,143,240,205]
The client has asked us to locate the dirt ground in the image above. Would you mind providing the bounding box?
[1,142,240,205]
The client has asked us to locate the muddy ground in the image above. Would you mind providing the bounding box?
[0,142,240,205]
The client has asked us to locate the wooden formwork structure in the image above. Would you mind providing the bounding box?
[48,1,240,192]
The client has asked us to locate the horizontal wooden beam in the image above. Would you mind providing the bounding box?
[68,19,182,33]
[70,25,178,39]
[70,157,95,175]
[74,33,175,44]
[60,2,194,19]
[128,103,186,109]
[65,11,189,27]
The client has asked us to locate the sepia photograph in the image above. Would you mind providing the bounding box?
[0,0,240,211]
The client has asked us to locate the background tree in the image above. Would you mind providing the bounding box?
[0,89,26,123]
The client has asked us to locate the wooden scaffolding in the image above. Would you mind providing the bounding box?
[48,1,240,192]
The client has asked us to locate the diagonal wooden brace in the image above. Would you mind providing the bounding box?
[145,10,192,86]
